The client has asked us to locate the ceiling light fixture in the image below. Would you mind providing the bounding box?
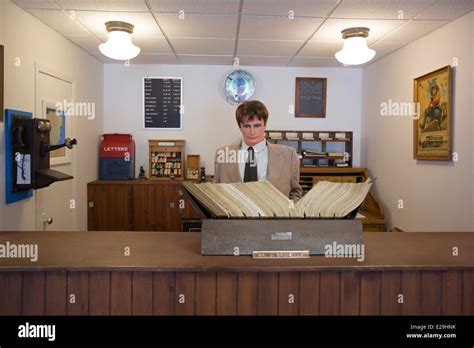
[335,27,376,66]
[99,21,141,60]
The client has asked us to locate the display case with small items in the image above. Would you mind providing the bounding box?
[186,154,200,180]
[265,130,353,167]
[149,139,185,179]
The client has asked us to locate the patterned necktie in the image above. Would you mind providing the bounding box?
[244,147,258,182]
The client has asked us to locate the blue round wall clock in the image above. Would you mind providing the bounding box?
[224,70,256,104]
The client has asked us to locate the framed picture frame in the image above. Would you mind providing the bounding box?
[41,100,71,165]
[295,77,327,118]
[413,65,452,160]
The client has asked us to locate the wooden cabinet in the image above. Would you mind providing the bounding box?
[87,180,199,232]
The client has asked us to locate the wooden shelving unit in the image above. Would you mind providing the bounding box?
[149,139,185,179]
[265,130,353,168]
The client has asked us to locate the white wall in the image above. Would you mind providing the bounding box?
[361,11,474,231]
[104,64,362,175]
[0,1,103,230]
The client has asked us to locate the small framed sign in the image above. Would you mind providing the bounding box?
[143,77,182,129]
[295,77,327,118]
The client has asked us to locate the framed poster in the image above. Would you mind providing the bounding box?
[295,77,327,118]
[41,100,70,165]
[413,66,451,160]
[143,77,182,130]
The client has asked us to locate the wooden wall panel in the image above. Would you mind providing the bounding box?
[45,272,67,315]
[421,271,442,315]
[360,272,381,315]
[299,272,320,315]
[22,272,45,315]
[195,272,216,315]
[132,272,153,315]
[278,272,299,315]
[216,272,237,315]
[340,271,360,315]
[89,272,111,315]
[441,271,462,315]
[320,272,340,315]
[111,272,132,315]
[237,272,258,315]
[175,272,195,315]
[463,271,474,315]
[0,272,23,315]
[401,271,421,315]
[153,272,175,315]
[257,272,279,315]
[380,272,401,315]
[67,272,89,315]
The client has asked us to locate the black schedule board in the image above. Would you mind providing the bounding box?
[295,77,327,118]
[143,77,182,129]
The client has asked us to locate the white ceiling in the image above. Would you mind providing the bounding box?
[12,0,474,67]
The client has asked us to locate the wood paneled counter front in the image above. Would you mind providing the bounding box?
[0,231,473,315]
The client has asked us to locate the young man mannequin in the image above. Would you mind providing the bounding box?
[213,100,302,202]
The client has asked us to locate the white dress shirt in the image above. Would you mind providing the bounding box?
[238,139,268,182]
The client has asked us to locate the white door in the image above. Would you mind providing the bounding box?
[35,65,76,231]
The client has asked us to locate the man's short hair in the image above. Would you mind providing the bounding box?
[235,100,269,126]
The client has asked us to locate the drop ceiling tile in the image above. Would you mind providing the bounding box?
[66,35,103,52]
[237,56,292,66]
[240,16,324,41]
[149,0,240,14]
[414,0,474,20]
[55,0,148,12]
[27,9,93,36]
[90,51,125,63]
[288,57,345,67]
[237,39,304,56]
[178,54,233,65]
[156,13,238,38]
[12,0,59,9]
[381,20,449,43]
[132,37,173,54]
[330,0,437,19]
[242,0,338,17]
[369,41,407,60]
[129,53,179,64]
[298,41,343,57]
[170,38,234,55]
[310,18,407,43]
[74,11,164,37]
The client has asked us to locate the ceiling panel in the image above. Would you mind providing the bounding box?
[12,0,59,10]
[149,0,240,14]
[133,37,173,54]
[288,57,342,67]
[27,9,93,36]
[178,54,233,65]
[65,35,103,52]
[414,0,474,20]
[237,56,292,66]
[240,16,323,40]
[297,41,343,57]
[156,13,238,38]
[74,11,164,37]
[237,39,304,56]
[330,0,437,19]
[242,0,338,17]
[368,42,407,61]
[55,0,149,12]
[170,38,234,55]
[310,18,407,43]
[129,53,179,64]
[380,20,449,43]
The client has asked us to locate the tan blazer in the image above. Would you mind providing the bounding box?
[213,142,303,201]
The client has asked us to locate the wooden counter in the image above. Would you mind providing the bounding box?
[0,231,473,315]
